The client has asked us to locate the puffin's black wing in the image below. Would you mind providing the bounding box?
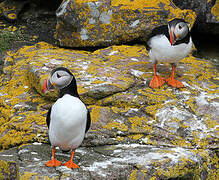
[85,110,91,133]
[46,107,51,129]
[146,25,169,51]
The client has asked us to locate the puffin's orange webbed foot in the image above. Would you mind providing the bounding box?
[63,150,79,168]
[45,159,62,167]
[150,75,165,88]
[166,77,184,88]
[63,160,79,169]
[46,147,62,167]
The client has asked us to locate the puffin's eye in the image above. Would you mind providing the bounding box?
[57,73,61,78]
[179,25,182,30]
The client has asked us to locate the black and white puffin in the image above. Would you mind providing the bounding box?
[43,67,91,169]
[146,18,192,88]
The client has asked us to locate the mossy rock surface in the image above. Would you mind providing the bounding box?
[173,0,219,24]
[212,0,219,22]
[0,42,218,179]
[55,0,196,47]
[0,143,218,179]
[0,160,18,179]
[0,0,28,21]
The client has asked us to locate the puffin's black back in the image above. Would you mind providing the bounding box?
[146,25,169,51]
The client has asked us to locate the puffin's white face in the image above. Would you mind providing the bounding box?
[50,70,73,89]
[173,22,189,41]
[168,19,190,45]
[43,68,74,93]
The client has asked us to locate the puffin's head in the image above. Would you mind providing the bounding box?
[43,67,75,93]
[168,18,190,45]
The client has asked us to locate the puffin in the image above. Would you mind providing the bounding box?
[43,67,91,169]
[146,18,192,88]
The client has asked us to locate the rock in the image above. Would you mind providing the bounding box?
[173,0,218,24]
[0,143,218,179]
[0,0,61,21]
[0,0,28,21]
[55,0,196,47]
[211,0,219,23]
[0,159,18,179]
[0,42,218,178]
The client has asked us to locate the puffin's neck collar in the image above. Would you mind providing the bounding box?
[59,80,79,98]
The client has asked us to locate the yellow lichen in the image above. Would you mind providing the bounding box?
[56,0,196,47]
[116,136,124,141]
[90,105,102,123]
[7,13,16,20]
[0,160,10,179]
[111,0,169,10]
[212,0,219,21]
[128,134,143,140]
[103,121,128,132]
[20,172,38,180]
[8,26,17,31]
[129,169,138,179]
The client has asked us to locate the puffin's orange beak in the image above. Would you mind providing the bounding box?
[43,77,55,93]
[170,28,175,45]
[43,78,49,93]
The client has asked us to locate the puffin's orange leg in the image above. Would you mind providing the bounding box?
[46,147,62,167]
[63,150,79,169]
[149,64,165,88]
[166,65,184,88]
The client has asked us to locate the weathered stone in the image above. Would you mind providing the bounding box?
[0,0,28,21]
[55,0,196,47]
[0,42,218,178]
[0,0,62,21]
[173,0,219,24]
[0,143,218,179]
[211,0,219,23]
[0,159,18,179]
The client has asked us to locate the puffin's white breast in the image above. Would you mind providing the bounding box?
[49,94,87,150]
[148,35,192,63]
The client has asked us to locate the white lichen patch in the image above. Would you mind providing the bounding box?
[31,152,38,155]
[131,58,139,61]
[80,145,201,177]
[33,142,42,145]
[33,157,40,161]
[56,0,70,17]
[49,59,64,65]
[82,161,113,177]
[99,10,112,24]
[108,51,118,56]
[88,2,100,18]
[130,69,144,77]
[18,149,29,155]
[156,106,193,129]
[130,20,140,28]
[80,28,89,40]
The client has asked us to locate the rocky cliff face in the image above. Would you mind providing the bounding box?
[0,42,218,179]
[0,0,218,179]
[173,0,218,24]
[54,0,196,47]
